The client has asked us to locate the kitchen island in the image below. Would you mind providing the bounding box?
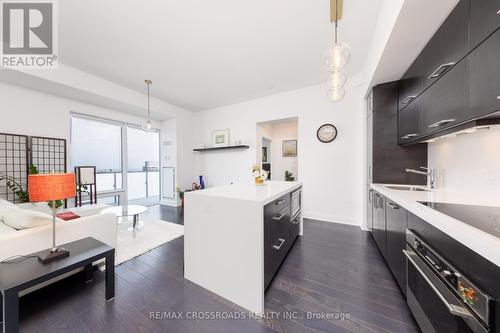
[184,181,303,313]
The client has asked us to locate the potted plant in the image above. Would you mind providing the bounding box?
[285,170,295,182]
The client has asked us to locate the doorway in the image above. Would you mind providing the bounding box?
[257,118,298,181]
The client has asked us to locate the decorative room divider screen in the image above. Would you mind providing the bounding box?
[0,132,67,203]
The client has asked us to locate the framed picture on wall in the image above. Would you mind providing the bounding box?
[282,140,297,157]
[212,129,230,146]
[262,147,268,162]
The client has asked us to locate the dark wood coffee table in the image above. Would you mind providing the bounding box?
[0,237,115,333]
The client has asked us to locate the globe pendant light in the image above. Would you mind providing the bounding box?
[327,87,345,102]
[326,0,350,103]
[142,80,154,131]
[327,70,347,90]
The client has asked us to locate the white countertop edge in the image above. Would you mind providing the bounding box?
[185,181,303,205]
[371,184,500,268]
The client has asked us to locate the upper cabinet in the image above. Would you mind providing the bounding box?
[398,55,423,112]
[469,0,500,50]
[469,28,500,117]
[422,59,470,134]
[421,0,470,90]
[398,0,500,144]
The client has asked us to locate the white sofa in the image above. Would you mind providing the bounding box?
[0,199,117,262]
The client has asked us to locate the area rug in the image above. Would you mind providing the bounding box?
[115,218,184,265]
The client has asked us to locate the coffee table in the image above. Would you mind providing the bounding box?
[101,205,148,230]
[0,237,115,333]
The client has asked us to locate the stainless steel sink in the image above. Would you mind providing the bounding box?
[385,186,431,192]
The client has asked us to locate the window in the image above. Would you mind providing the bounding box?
[71,116,123,193]
[71,114,160,206]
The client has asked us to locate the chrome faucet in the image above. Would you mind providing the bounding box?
[405,167,436,189]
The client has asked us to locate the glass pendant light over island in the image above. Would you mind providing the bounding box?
[142,79,154,131]
[326,0,350,103]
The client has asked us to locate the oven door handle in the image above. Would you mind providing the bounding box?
[403,250,474,319]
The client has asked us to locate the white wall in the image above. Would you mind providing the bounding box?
[193,77,365,226]
[0,81,159,147]
[429,126,500,198]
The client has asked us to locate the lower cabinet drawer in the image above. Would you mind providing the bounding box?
[264,215,301,289]
[265,205,291,244]
[264,230,289,289]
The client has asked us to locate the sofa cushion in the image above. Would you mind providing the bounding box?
[0,198,16,208]
[0,206,53,230]
[0,221,16,236]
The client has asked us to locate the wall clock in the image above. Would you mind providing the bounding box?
[317,124,338,143]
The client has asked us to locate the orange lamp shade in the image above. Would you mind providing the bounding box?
[28,173,76,202]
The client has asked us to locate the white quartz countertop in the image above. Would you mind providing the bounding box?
[186,181,302,205]
[371,183,500,268]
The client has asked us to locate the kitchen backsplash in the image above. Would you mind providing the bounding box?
[428,125,500,198]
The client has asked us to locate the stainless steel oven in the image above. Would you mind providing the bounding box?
[404,230,494,333]
[291,187,301,219]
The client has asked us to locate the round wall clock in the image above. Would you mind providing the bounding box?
[317,124,338,143]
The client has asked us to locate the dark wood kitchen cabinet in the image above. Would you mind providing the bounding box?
[372,192,387,259]
[264,192,299,289]
[372,83,427,185]
[422,58,470,134]
[469,28,500,118]
[469,0,500,51]
[398,55,423,112]
[385,199,407,295]
[398,95,422,144]
[421,0,470,90]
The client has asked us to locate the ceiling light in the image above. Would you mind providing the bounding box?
[325,43,351,72]
[328,88,345,102]
[327,70,347,89]
[326,0,350,103]
[142,79,155,132]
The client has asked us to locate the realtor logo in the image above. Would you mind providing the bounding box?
[1,0,58,68]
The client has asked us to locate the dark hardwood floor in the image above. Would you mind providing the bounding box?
[3,206,419,333]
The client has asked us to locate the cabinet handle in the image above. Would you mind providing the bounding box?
[292,216,300,225]
[275,199,285,205]
[497,9,500,15]
[273,238,285,250]
[428,62,455,79]
[428,119,456,128]
[368,189,373,203]
[401,133,418,139]
[402,95,417,105]
[387,202,400,210]
[496,95,500,100]
[273,212,286,221]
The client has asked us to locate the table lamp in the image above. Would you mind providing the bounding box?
[28,173,76,264]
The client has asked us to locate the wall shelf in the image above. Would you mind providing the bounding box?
[193,145,250,152]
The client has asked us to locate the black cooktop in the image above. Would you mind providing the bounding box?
[419,201,500,239]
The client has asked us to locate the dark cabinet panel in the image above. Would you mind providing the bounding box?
[398,96,422,144]
[385,200,407,295]
[372,83,427,185]
[422,58,470,134]
[469,29,500,118]
[372,192,387,259]
[421,0,470,90]
[470,0,500,50]
[398,55,423,112]
[367,187,374,232]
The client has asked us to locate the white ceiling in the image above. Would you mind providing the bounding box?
[58,0,382,111]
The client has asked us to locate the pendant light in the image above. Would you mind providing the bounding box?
[326,0,350,103]
[142,79,154,131]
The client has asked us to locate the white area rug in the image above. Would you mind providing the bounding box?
[115,218,184,265]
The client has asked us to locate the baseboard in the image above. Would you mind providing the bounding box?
[302,213,360,227]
